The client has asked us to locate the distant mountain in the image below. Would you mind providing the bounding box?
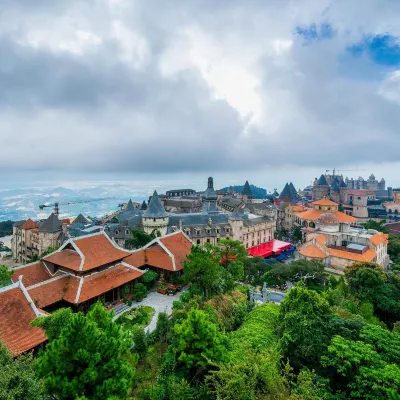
[220,185,267,199]
[0,184,150,222]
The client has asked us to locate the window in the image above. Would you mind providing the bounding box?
[216,229,220,234]
[115,230,119,235]
[206,229,211,235]
[125,230,130,235]
[197,230,201,236]
[153,218,156,222]
[197,239,200,244]
[207,239,210,243]
[217,238,220,243]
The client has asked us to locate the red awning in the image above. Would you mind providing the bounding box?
[247,239,291,258]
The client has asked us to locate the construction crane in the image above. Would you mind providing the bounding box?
[39,197,115,217]
[325,168,367,175]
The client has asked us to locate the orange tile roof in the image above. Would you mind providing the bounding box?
[60,218,71,225]
[316,234,328,246]
[328,248,376,262]
[0,286,47,355]
[74,234,128,271]
[43,250,81,270]
[370,233,389,247]
[145,244,174,271]
[123,250,146,268]
[345,190,375,196]
[312,199,338,206]
[22,219,39,230]
[77,265,144,303]
[288,205,305,212]
[12,262,52,287]
[27,276,76,308]
[299,244,328,259]
[296,209,356,223]
[160,232,192,270]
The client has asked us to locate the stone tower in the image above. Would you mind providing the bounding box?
[142,190,169,236]
[312,174,330,201]
[202,177,219,213]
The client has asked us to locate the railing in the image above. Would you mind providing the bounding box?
[328,244,366,254]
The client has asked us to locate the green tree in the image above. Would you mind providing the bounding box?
[244,256,270,283]
[291,225,303,242]
[174,308,227,379]
[0,266,12,288]
[279,282,332,371]
[133,326,148,359]
[361,219,390,234]
[132,282,148,301]
[36,302,133,400]
[0,343,44,400]
[181,245,223,299]
[30,308,74,341]
[140,270,159,287]
[125,229,153,249]
[155,312,171,345]
[275,227,288,240]
[388,235,400,265]
[321,335,400,399]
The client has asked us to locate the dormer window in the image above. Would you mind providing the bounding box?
[206,229,211,235]
[125,229,130,235]
[115,230,119,235]
[216,229,220,234]
[196,230,201,235]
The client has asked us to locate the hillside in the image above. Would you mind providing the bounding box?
[220,184,267,199]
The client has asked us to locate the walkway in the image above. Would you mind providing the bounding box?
[113,289,184,333]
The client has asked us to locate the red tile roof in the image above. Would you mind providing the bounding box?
[73,234,128,271]
[123,250,146,268]
[159,232,192,270]
[12,262,52,287]
[27,275,77,308]
[77,265,144,303]
[0,285,47,355]
[345,190,375,196]
[22,219,39,230]
[145,244,174,270]
[43,250,81,270]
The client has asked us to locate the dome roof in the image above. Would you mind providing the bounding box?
[317,212,339,225]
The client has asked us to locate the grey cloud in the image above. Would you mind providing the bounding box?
[1,0,400,179]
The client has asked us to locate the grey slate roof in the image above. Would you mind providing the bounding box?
[143,191,168,218]
[317,174,329,186]
[39,213,62,233]
[72,213,89,225]
[140,200,147,210]
[229,208,244,220]
[126,199,135,212]
[339,180,347,188]
[289,182,298,197]
[241,181,254,197]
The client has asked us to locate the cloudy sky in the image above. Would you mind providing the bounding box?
[1,0,400,192]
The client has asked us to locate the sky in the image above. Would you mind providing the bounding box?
[1,0,400,193]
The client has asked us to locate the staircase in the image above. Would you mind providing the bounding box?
[112,303,131,318]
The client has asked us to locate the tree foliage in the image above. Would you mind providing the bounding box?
[0,343,44,400]
[173,308,227,378]
[0,266,13,288]
[361,219,390,234]
[36,302,133,400]
[125,229,153,249]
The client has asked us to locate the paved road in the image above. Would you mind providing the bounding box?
[140,290,184,332]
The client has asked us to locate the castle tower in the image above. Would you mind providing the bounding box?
[142,190,169,236]
[241,180,254,204]
[312,174,330,201]
[202,177,219,213]
[229,207,244,241]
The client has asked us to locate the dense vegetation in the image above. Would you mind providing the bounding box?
[1,238,400,399]
[0,220,13,238]
[220,184,267,199]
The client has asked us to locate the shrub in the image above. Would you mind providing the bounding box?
[132,283,148,301]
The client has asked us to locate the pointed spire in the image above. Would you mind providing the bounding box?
[73,213,89,225]
[126,199,135,211]
[39,213,62,233]
[140,200,147,210]
[143,191,168,218]
[241,180,253,198]
[317,174,329,186]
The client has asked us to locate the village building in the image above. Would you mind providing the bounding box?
[0,278,48,355]
[11,213,68,264]
[1,230,192,355]
[297,199,389,272]
[382,189,400,220]
[106,177,277,249]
